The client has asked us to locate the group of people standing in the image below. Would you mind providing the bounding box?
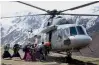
[2,42,51,62]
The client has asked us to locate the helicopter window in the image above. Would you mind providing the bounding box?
[70,27,77,36]
[76,26,85,35]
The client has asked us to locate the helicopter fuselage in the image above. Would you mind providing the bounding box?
[40,24,92,52]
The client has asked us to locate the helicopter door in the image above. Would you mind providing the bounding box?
[48,30,52,42]
[51,29,63,50]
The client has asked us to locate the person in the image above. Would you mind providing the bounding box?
[12,44,22,59]
[37,42,46,61]
[39,45,45,61]
[35,43,41,61]
[23,44,32,61]
[2,44,12,59]
[44,42,51,55]
[30,44,36,61]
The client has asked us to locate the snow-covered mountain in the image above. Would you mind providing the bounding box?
[1,11,46,46]
[76,16,99,35]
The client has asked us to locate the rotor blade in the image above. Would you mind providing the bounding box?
[61,13,99,16]
[60,1,99,12]
[1,14,48,19]
[16,1,48,12]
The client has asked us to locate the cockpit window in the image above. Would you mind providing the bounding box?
[70,26,85,36]
[76,26,85,35]
[70,27,77,36]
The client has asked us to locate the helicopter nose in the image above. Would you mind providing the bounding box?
[68,35,92,48]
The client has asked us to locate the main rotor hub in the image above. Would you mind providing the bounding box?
[48,9,60,15]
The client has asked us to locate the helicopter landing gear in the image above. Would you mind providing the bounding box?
[66,51,72,62]
[66,51,72,59]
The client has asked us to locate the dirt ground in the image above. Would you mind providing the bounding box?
[1,47,99,65]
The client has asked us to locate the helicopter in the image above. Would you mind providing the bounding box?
[1,1,99,59]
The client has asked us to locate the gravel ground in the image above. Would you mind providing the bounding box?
[1,47,99,65]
